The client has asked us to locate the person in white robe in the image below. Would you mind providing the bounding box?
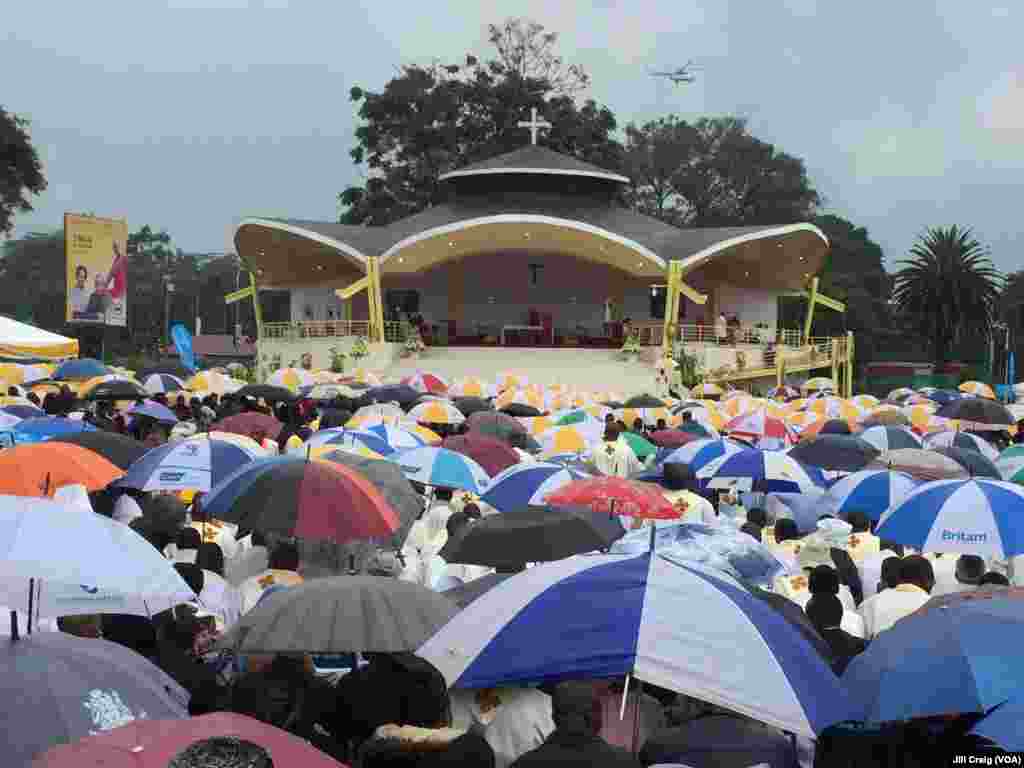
[225,533,269,586]
[929,553,985,597]
[450,687,555,768]
[590,425,643,478]
[859,555,934,639]
[112,494,144,526]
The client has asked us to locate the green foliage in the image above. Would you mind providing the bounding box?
[0,106,47,236]
[328,346,347,373]
[675,348,703,388]
[351,336,369,360]
[892,226,1003,366]
[620,331,641,356]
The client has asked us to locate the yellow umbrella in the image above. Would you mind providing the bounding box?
[450,376,489,398]
[806,397,864,422]
[496,388,545,411]
[538,426,590,454]
[802,377,837,393]
[519,416,555,435]
[407,400,465,425]
[407,424,443,445]
[693,382,724,398]
[851,394,880,410]
[495,371,529,391]
[267,367,315,392]
[903,403,939,431]
[0,364,26,385]
[309,443,385,461]
[720,396,758,418]
[187,371,233,395]
[787,411,827,435]
[616,407,671,426]
[959,381,996,399]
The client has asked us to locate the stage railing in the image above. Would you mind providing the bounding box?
[260,320,404,342]
[633,323,806,348]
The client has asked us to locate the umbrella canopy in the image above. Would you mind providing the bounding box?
[971,694,1024,752]
[349,402,407,426]
[209,412,282,441]
[360,384,422,409]
[140,373,185,395]
[818,418,854,436]
[308,383,362,401]
[408,400,466,425]
[692,382,724,397]
[307,427,398,456]
[788,435,880,472]
[442,433,520,476]
[678,419,717,438]
[768,385,800,400]
[648,429,699,448]
[0,495,194,618]
[996,445,1024,483]
[851,394,880,410]
[876,478,1024,558]
[825,469,919,521]
[363,423,431,451]
[266,366,316,392]
[442,572,513,609]
[537,425,592,455]
[725,409,796,448]
[126,399,178,425]
[697,449,826,493]
[480,462,589,512]
[933,446,1001,479]
[439,505,625,568]
[2,403,44,420]
[843,590,1024,723]
[0,443,122,496]
[219,575,458,653]
[418,553,852,738]
[624,394,666,408]
[661,438,746,475]
[118,435,264,492]
[868,448,969,481]
[402,371,449,395]
[466,410,524,442]
[936,398,1014,431]
[185,370,238,395]
[52,358,110,381]
[453,396,493,417]
[137,361,194,380]
[928,389,967,405]
[924,430,1000,461]
[49,432,147,471]
[3,633,188,768]
[959,380,996,399]
[234,384,297,402]
[860,409,911,429]
[858,425,922,453]
[202,455,400,542]
[545,477,678,519]
[500,402,543,418]
[387,446,490,493]
[32,713,348,768]
[84,379,148,401]
[450,377,492,398]
[10,416,97,442]
[619,431,658,462]
[801,377,837,393]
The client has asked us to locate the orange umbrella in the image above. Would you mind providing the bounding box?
[0,443,124,497]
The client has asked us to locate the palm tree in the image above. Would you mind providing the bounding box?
[892,226,1003,366]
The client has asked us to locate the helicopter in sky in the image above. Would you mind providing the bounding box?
[649,61,702,84]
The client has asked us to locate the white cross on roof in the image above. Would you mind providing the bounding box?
[517,107,552,146]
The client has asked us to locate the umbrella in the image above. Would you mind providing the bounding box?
[619,431,658,462]
[360,384,421,409]
[266,367,316,392]
[117,435,264,492]
[725,409,796,448]
[692,382,724,398]
[418,552,853,738]
[768,385,800,400]
[928,389,967,405]
[387,446,490,493]
[959,380,996,399]
[466,410,524,442]
[210,412,282,441]
[868,448,969,481]
[2,403,44,420]
[234,384,297,402]
[49,432,147,471]
[84,380,148,401]
[678,419,716,438]
[818,418,853,436]
[442,433,520,476]
[697,449,826,493]
[0,494,195,619]
[648,429,698,448]
[996,445,1024,484]
[10,416,97,442]
[860,409,911,429]
[788,435,880,472]
[825,469,918,521]
[933,446,1001,479]
[545,477,678,519]
[2,633,188,768]
[453,396,493,417]
[137,361,195,380]
[32,713,347,768]
[408,400,466,425]
[924,430,1000,461]
[972,694,1024,752]
[141,373,185,394]
[308,383,361,401]
[851,394,880,410]
[500,402,543,418]
[350,402,407,426]
[442,572,513,609]
[219,575,458,653]
[536,425,592,455]
[347,368,382,386]
[402,371,449,395]
[0,443,123,496]
[661,438,746,474]
[363,423,432,451]
[202,455,400,542]
[307,427,398,456]
[185,370,239,395]
[450,377,492,398]
[495,371,529,391]
[876,478,1024,558]
[624,394,666,408]
[801,377,837,393]
[843,590,1024,723]
[52,358,110,381]
[936,398,1014,431]
[126,399,178,424]
[439,505,625,568]
[480,462,589,512]
[858,425,922,453]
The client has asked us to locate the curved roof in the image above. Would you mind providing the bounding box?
[438,146,630,185]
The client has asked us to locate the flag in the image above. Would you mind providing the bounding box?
[171,323,196,372]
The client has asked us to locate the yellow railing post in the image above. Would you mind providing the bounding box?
[846,330,855,397]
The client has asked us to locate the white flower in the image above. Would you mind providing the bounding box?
[82,689,148,734]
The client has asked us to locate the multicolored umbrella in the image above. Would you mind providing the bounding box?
[767,385,800,401]
[8,416,97,442]
[496,388,545,411]
[1,403,43,420]
[127,399,179,424]
[661,438,746,474]
[959,380,996,399]
[118,435,264,492]
[0,442,122,496]
[725,409,796,448]
[141,373,185,394]
[692,382,724,398]
[52,358,110,381]
[824,469,919,521]
[857,425,922,453]
[805,397,863,423]
[495,371,529,391]
[616,407,671,427]
[480,462,589,512]
[308,383,362,400]
[209,412,282,441]
[350,402,407,426]
[545,477,678,519]
[697,449,826,493]
[886,387,917,402]
[267,367,316,392]
[924,430,1000,461]
[450,376,491,398]
[387,446,490,492]
[402,370,450,395]
[442,433,520,476]
[307,427,397,456]
[186,370,239,395]
[996,445,1024,484]
[801,377,837,393]
[619,431,658,462]
[537,425,595,454]
[936,398,1015,431]
[203,455,400,542]
[408,400,466,425]
[851,394,880,410]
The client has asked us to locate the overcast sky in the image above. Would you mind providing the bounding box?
[4,0,1022,272]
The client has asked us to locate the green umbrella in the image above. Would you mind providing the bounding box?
[620,432,657,462]
[555,409,592,427]
[679,421,712,437]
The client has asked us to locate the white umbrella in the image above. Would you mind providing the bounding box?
[0,495,195,621]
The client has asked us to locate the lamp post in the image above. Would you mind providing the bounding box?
[164,279,175,345]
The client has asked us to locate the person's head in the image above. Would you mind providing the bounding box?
[746,508,767,528]
[805,593,844,631]
[175,526,202,552]
[880,556,903,591]
[656,418,667,431]
[174,562,205,596]
[74,264,88,288]
[846,510,871,534]
[603,423,621,443]
[167,738,273,768]
[682,411,693,422]
[632,418,644,432]
[7,386,18,397]
[774,518,799,544]
[446,511,470,539]
[26,392,40,406]
[980,571,1010,587]
[196,542,224,576]
[955,554,986,585]
[808,565,841,595]
[604,413,615,424]
[551,681,603,737]
[269,540,300,572]
[462,503,481,519]
[740,522,763,541]
[663,462,692,491]
[899,555,935,593]
[434,487,453,502]
[93,272,106,289]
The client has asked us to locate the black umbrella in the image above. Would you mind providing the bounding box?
[936,398,1014,430]
[678,421,712,437]
[85,380,148,401]
[819,418,853,436]
[139,493,189,536]
[50,431,148,470]
[453,396,493,417]
[789,435,880,472]
[137,361,195,380]
[601,400,625,409]
[500,403,542,417]
[218,576,459,653]
[933,446,1001,479]
[439,505,625,569]
[624,394,667,408]
[234,384,298,402]
[361,384,421,409]
[744,585,835,665]
[442,572,513,609]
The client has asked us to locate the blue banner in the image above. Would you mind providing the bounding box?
[171,323,197,372]
[1009,351,1016,402]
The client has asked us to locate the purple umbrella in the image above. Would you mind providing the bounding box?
[127,399,179,424]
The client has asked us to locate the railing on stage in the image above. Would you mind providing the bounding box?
[260,320,404,343]
[633,322,807,348]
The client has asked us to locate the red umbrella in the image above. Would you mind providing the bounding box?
[545,477,678,519]
[32,712,348,767]
[442,433,520,476]
[210,412,283,441]
[648,429,700,449]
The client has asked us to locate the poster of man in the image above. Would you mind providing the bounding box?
[65,213,128,326]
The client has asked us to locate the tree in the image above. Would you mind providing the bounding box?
[0,229,65,330]
[623,116,820,227]
[891,226,1003,366]
[126,225,178,346]
[0,107,47,236]
[339,19,620,226]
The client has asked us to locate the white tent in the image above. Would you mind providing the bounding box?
[0,316,78,361]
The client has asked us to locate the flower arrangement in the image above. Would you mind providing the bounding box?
[350,336,369,361]
[328,346,347,373]
[403,332,426,357]
[269,352,283,371]
[620,330,641,358]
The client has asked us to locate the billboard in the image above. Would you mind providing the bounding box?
[64,213,128,326]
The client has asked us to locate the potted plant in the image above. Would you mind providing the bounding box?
[328,346,347,373]
[350,336,369,363]
[620,329,641,359]
[402,329,426,359]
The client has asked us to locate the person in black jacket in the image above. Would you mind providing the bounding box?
[806,594,866,675]
[511,681,641,768]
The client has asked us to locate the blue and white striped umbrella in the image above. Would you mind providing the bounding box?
[924,430,999,461]
[858,425,922,453]
[118,435,264,492]
[142,373,186,394]
[418,552,853,738]
[661,438,745,474]
[825,470,919,521]
[876,479,1024,558]
[388,446,490,492]
[480,462,589,512]
[364,423,430,451]
[697,448,826,493]
[307,428,396,456]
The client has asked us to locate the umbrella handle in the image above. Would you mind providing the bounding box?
[9,611,18,643]
[27,578,33,636]
[619,673,631,721]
